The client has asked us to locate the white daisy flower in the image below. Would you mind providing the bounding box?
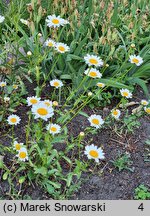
[43,100,53,107]
[129,55,143,66]
[31,102,54,121]
[120,89,132,98]
[7,114,21,125]
[111,109,121,119]
[84,68,102,78]
[50,79,63,88]
[45,38,56,48]
[84,54,104,67]
[13,141,23,151]
[141,100,149,106]
[46,14,69,28]
[0,15,5,23]
[46,123,61,135]
[84,144,105,163]
[144,107,150,114]
[13,84,18,89]
[17,147,28,161]
[4,97,10,103]
[20,18,29,25]
[0,81,7,87]
[27,96,41,106]
[88,114,104,129]
[55,42,70,53]
[96,82,105,88]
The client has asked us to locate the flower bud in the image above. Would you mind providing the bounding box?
[88,92,93,97]
[130,43,136,48]
[79,132,85,137]
[27,51,32,56]
[53,101,58,106]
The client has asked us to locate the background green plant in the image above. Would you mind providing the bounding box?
[0,0,150,98]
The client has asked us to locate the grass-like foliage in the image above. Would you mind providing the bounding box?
[0,0,150,199]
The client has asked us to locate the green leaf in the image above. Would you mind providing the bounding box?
[66,54,83,62]
[19,176,26,184]
[3,172,8,180]
[128,77,149,96]
[46,183,55,194]
[60,74,72,80]
[66,173,73,187]
[79,111,89,118]
[51,135,66,144]
[62,156,72,165]
[96,78,133,89]
[34,167,48,176]
[47,180,61,189]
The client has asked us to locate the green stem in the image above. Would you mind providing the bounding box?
[58,87,61,104]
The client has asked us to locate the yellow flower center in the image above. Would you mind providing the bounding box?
[97,83,104,87]
[92,118,99,125]
[13,85,18,89]
[48,42,53,47]
[10,118,17,123]
[19,151,27,159]
[113,110,118,116]
[58,46,65,52]
[30,98,38,104]
[52,19,59,24]
[50,127,57,132]
[53,81,59,87]
[89,58,98,65]
[15,144,21,150]
[37,108,48,116]
[1,83,6,87]
[132,58,139,64]
[142,101,147,105]
[89,71,97,77]
[89,150,99,158]
[145,108,150,114]
[122,92,129,97]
